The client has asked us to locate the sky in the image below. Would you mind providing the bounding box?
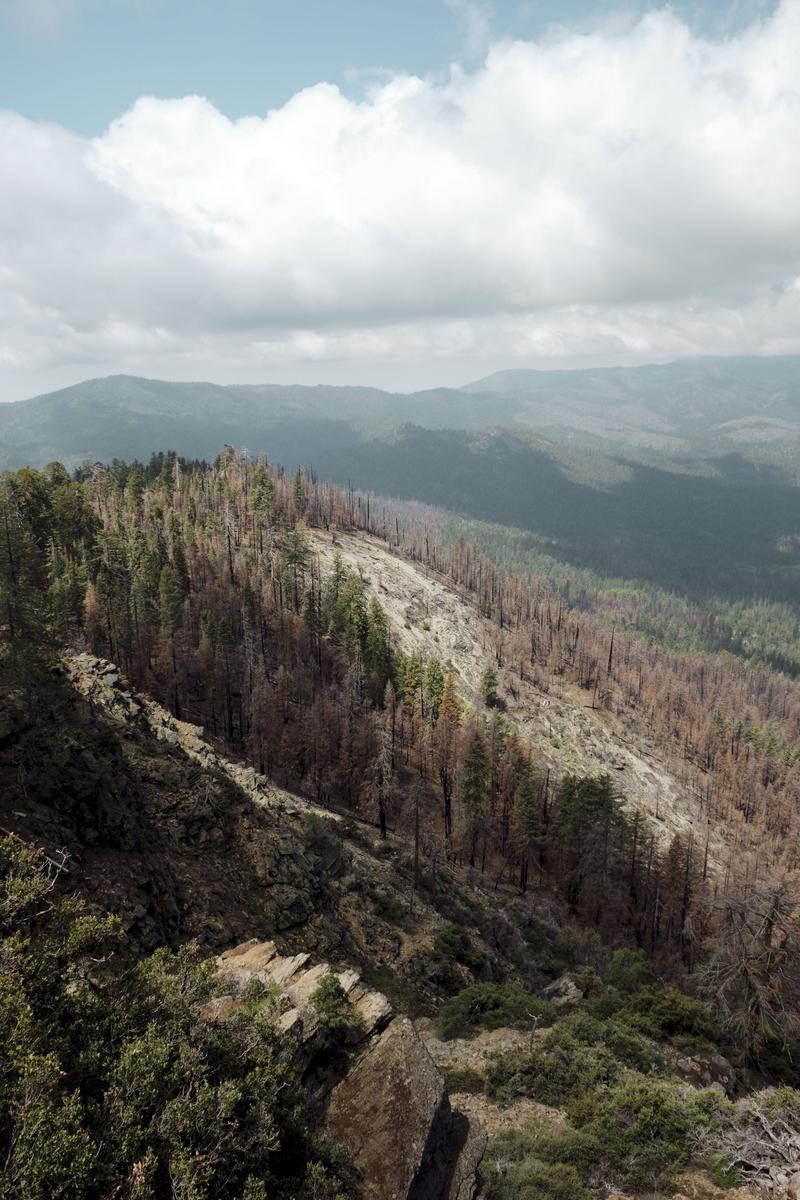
[1,0,798,400]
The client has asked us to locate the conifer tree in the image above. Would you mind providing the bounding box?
[480,665,499,707]
[461,731,489,868]
[515,762,543,891]
[279,522,310,611]
[432,672,461,839]
[423,657,445,721]
[365,596,392,684]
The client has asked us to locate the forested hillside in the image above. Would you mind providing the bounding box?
[4,362,800,613]
[3,449,799,1020]
[2,447,800,1199]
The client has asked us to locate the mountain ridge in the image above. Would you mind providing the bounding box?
[4,355,800,476]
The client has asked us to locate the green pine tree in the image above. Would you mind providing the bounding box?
[461,731,488,867]
[365,596,392,683]
[423,658,445,721]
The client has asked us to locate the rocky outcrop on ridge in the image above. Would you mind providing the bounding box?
[3,658,491,1196]
[215,939,486,1200]
[2,652,351,952]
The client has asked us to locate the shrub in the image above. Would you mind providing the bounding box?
[704,1152,741,1189]
[485,1153,590,1200]
[531,1126,604,1180]
[570,965,604,998]
[580,986,626,1020]
[485,1036,619,1107]
[568,1072,725,1193]
[549,1010,664,1074]
[550,927,604,970]
[433,922,487,973]
[0,834,356,1200]
[365,881,407,924]
[303,814,345,866]
[484,1005,666,1108]
[519,914,556,957]
[436,983,555,1041]
[606,948,657,994]
[620,985,718,1044]
[309,973,362,1036]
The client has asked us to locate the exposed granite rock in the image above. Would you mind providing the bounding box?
[218,938,392,1048]
[664,1046,737,1094]
[217,940,485,1200]
[326,1015,484,1200]
[327,1017,446,1199]
[542,972,583,1005]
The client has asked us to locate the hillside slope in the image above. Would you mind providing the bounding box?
[3,452,800,1199]
[1,649,553,1001]
[464,355,800,451]
[311,529,724,867]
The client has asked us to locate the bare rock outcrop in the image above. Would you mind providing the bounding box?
[216,940,486,1200]
[217,938,393,1043]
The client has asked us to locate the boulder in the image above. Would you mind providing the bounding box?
[217,942,485,1198]
[326,1016,485,1200]
[542,973,582,1006]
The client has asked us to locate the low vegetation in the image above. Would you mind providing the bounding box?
[464,955,800,1198]
[436,983,555,1042]
[0,836,355,1200]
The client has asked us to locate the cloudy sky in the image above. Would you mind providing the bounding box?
[1,0,798,400]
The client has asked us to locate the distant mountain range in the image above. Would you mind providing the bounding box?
[3,356,800,603]
[3,356,800,475]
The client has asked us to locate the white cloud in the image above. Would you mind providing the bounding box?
[2,1,800,397]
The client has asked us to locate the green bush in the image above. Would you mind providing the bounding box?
[484,1005,666,1107]
[568,1072,725,1193]
[485,1145,591,1200]
[619,985,718,1044]
[704,1152,741,1189]
[550,927,603,970]
[303,814,344,865]
[364,880,407,924]
[433,923,487,973]
[567,965,603,998]
[530,1127,604,1179]
[549,1011,664,1074]
[766,1085,800,1122]
[485,1035,620,1107]
[309,973,362,1037]
[0,835,356,1200]
[436,983,555,1041]
[580,987,626,1020]
[520,915,554,957]
[606,948,657,994]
